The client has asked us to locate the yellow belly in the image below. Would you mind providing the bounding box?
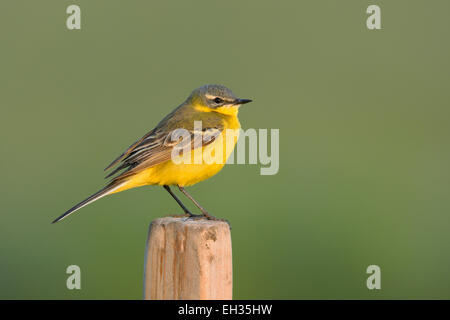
[111,123,240,193]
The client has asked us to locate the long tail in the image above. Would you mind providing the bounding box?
[52,182,126,223]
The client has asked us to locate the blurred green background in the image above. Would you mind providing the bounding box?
[1,0,450,299]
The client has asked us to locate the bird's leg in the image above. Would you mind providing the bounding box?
[163,185,202,218]
[177,185,211,216]
[177,185,231,228]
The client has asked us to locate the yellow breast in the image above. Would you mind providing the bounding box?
[111,113,240,193]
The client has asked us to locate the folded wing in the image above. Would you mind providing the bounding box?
[105,123,224,183]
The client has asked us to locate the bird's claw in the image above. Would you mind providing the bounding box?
[203,213,232,230]
[166,213,231,229]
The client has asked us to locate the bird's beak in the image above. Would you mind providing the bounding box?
[234,98,253,105]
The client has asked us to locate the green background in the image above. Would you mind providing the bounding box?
[1,0,450,299]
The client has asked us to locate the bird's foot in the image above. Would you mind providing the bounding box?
[167,213,191,218]
[187,213,205,220]
[202,212,232,229]
[167,213,231,229]
[168,212,206,220]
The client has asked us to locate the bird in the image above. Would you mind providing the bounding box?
[52,84,252,223]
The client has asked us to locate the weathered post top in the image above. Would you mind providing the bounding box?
[143,217,232,300]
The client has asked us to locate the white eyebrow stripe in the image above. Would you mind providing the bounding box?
[205,94,217,99]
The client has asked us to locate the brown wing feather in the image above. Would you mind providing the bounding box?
[106,125,223,183]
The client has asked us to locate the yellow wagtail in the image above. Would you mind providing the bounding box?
[52,84,252,223]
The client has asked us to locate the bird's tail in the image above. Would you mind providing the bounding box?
[52,182,126,223]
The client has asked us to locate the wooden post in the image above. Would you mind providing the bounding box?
[143,217,232,300]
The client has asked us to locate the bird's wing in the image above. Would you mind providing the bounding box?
[104,129,156,172]
[105,120,224,182]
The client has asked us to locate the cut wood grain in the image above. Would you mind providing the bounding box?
[143,217,232,300]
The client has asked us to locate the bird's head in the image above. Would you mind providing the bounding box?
[187,84,252,116]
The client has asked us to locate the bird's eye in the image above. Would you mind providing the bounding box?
[213,97,223,104]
